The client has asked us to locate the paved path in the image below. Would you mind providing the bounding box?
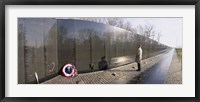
[135,49,175,84]
[165,49,182,84]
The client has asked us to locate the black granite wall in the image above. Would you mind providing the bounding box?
[18,18,169,84]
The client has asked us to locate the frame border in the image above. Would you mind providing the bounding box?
[1,0,199,102]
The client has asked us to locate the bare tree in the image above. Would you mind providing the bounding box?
[144,24,154,38]
[123,21,132,31]
[137,25,145,35]
[72,18,162,41]
[130,27,137,34]
[117,19,125,28]
[105,18,121,26]
[135,24,157,40]
[157,31,162,43]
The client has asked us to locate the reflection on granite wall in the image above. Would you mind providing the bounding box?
[18,18,58,84]
[18,18,169,84]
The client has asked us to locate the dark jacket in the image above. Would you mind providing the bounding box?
[98,59,108,70]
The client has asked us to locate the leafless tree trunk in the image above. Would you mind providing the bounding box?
[117,19,124,28]
[105,18,120,26]
[123,21,132,31]
[137,25,145,36]
[157,31,162,43]
[144,24,154,38]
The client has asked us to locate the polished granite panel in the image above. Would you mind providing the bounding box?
[57,19,76,73]
[18,19,25,84]
[19,18,57,83]
[18,18,169,83]
[43,19,58,78]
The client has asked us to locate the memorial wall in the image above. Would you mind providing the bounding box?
[18,18,169,84]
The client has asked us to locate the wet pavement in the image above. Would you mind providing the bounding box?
[133,49,174,84]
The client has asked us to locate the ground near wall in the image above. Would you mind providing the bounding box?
[42,49,173,84]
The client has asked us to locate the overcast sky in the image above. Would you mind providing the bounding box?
[124,18,183,48]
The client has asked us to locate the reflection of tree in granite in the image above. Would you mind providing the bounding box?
[21,19,58,83]
[92,32,105,69]
[58,23,76,70]
[44,22,58,75]
[115,30,125,57]
[77,28,106,72]
[77,29,93,44]
[23,24,35,83]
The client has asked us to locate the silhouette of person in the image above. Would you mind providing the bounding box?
[98,56,108,70]
[135,44,143,71]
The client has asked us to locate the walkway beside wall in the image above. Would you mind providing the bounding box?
[165,49,182,84]
[134,49,175,84]
[42,49,176,84]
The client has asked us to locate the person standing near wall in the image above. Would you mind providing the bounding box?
[135,44,143,71]
[98,56,108,71]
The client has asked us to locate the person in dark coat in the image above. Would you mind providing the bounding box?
[98,56,108,70]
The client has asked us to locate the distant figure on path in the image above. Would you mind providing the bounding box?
[98,56,108,70]
[135,44,143,71]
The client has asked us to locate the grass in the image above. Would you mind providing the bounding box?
[176,48,182,64]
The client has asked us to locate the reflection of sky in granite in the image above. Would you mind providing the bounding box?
[21,18,57,48]
[57,19,132,44]
[74,20,109,43]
